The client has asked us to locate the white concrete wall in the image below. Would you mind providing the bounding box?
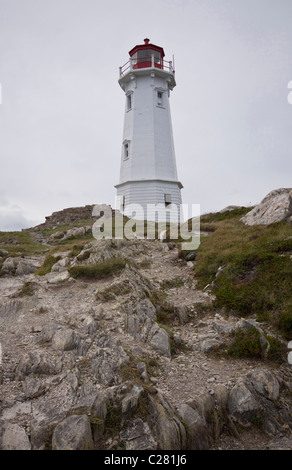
[116,180,182,223]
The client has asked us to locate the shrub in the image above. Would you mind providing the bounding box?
[68,257,127,280]
[278,303,292,339]
[227,327,262,358]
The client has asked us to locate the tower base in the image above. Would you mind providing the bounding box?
[115,179,183,223]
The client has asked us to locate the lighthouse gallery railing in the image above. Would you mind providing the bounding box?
[119,56,175,78]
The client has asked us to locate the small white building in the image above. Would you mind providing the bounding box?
[115,38,183,223]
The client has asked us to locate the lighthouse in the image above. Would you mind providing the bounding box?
[115,38,183,223]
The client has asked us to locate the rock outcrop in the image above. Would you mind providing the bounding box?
[241,188,292,226]
[0,225,292,450]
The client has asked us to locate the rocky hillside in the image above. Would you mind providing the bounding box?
[1,194,292,450]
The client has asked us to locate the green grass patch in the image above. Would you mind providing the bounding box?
[16,281,34,297]
[194,212,292,339]
[96,280,132,301]
[35,254,62,276]
[160,277,184,290]
[227,327,262,359]
[0,231,48,257]
[68,257,127,280]
[68,243,85,258]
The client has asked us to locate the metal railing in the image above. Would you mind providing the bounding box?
[119,56,175,78]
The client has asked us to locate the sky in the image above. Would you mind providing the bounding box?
[0,0,292,230]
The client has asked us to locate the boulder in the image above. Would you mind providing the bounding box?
[126,299,171,357]
[147,392,187,450]
[0,422,31,450]
[122,384,144,414]
[15,351,62,380]
[179,404,209,450]
[51,328,80,351]
[1,256,42,275]
[241,188,292,226]
[247,368,280,401]
[91,342,129,386]
[121,418,157,450]
[228,381,260,423]
[52,415,94,450]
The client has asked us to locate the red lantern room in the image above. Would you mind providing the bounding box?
[129,38,165,70]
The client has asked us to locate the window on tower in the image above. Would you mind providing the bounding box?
[127,93,132,111]
[164,194,172,206]
[156,90,164,107]
[123,141,130,160]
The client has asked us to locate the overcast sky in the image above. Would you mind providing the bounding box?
[0,0,292,230]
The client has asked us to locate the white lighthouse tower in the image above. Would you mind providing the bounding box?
[115,38,183,223]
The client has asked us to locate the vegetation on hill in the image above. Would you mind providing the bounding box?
[194,208,292,339]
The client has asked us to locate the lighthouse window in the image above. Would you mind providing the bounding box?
[157,90,164,106]
[123,141,130,160]
[127,93,132,111]
[164,194,172,206]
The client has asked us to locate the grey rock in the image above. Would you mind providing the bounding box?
[1,257,17,275]
[51,257,70,272]
[22,377,50,399]
[51,328,80,351]
[30,372,79,449]
[2,256,42,275]
[200,339,224,353]
[122,384,144,414]
[92,344,129,386]
[126,299,170,357]
[15,351,62,380]
[247,369,280,401]
[147,392,187,450]
[121,418,157,450]
[47,271,70,284]
[267,437,292,450]
[213,319,236,335]
[137,362,149,382]
[52,415,94,450]
[35,325,58,345]
[228,380,260,423]
[0,299,22,325]
[0,422,31,450]
[241,188,292,226]
[179,404,209,450]
[175,306,189,324]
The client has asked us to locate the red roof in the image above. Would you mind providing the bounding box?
[129,38,165,58]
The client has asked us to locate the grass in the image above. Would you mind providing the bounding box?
[16,281,34,297]
[0,231,48,258]
[68,257,127,280]
[96,280,132,301]
[194,209,292,339]
[35,254,61,276]
[160,277,184,290]
[227,327,262,359]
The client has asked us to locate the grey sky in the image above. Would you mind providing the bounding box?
[0,0,292,230]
